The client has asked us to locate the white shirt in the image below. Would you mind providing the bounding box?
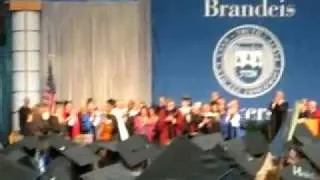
[179,106,191,115]
[225,113,241,127]
[112,108,129,141]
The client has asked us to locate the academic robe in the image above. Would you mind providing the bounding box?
[97,114,118,141]
[18,106,31,135]
[133,116,157,142]
[187,113,203,135]
[155,109,186,145]
[268,101,289,140]
[26,114,61,136]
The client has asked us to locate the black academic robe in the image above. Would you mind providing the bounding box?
[268,101,289,140]
[26,114,61,136]
[18,106,31,135]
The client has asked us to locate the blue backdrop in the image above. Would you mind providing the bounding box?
[151,0,320,109]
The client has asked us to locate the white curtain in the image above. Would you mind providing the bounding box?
[41,0,151,107]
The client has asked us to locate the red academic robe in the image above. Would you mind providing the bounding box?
[156,109,186,145]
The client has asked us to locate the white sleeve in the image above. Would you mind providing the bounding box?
[68,118,75,126]
[231,114,241,127]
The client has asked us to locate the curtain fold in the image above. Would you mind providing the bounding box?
[41,0,151,107]
[0,11,12,144]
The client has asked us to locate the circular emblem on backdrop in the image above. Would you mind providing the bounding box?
[213,24,285,98]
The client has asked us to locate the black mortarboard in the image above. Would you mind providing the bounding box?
[45,156,74,180]
[191,133,223,151]
[244,131,268,157]
[63,146,99,167]
[280,159,318,180]
[0,143,22,154]
[137,137,207,180]
[47,135,76,152]
[17,136,38,151]
[87,140,118,153]
[223,138,246,153]
[117,135,156,168]
[300,143,320,170]
[294,123,320,145]
[81,163,136,180]
[225,143,263,177]
[0,155,40,180]
[3,148,28,162]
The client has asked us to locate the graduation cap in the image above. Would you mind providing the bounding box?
[224,144,263,177]
[244,131,268,157]
[117,135,156,168]
[137,137,208,180]
[62,146,99,167]
[47,135,76,152]
[87,140,118,153]
[0,155,40,180]
[81,162,136,180]
[280,159,318,180]
[16,136,38,151]
[294,123,320,145]
[300,143,320,170]
[45,156,74,180]
[223,138,246,153]
[191,133,223,151]
[3,148,28,162]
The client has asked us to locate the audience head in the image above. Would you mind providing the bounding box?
[86,98,96,112]
[127,100,135,110]
[181,96,192,107]
[201,104,211,113]
[191,105,201,114]
[149,107,157,116]
[140,106,149,116]
[299,99,308,112]
[307,100,317,113]
[166,99,176,111]
[211,102,219,112]
[274,91,285,102]
[63,100,72,112]
[211,91,220,102]
[159,96,167,107]
[105,99,116,112]
[24,97,30,107]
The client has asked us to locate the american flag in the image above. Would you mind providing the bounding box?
[42,61,56,113]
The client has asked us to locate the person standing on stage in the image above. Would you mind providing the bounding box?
[155,100,185,145]
[268,91,289,141]
[18,97,32,135]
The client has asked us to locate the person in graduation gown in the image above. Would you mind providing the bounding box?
[81,98,99,143]
[306,100,320,119]
[155,96,167,114]
[298,99,309,119]
[223,100,241,140]
[268,91,289,141]
[133,106,158,142]
[210,91,221,105]
[187,104,203,136]
[198,103,221,134]
[18,97,32,136]
[97,114,118,142]
[155,100,186,145]
[28,104,61,136]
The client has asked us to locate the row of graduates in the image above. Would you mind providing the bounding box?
[21,96,240,145]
